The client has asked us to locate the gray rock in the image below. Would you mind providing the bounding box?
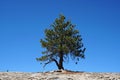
[0,71,120,80]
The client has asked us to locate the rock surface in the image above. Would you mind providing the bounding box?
[0,71,120,80]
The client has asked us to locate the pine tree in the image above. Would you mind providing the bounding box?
[36,15,86,70]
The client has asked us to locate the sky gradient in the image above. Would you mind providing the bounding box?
[0,0,120,72]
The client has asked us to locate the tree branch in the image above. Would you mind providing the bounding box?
[51,58,59,68]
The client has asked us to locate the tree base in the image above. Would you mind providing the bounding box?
[46,69,84,74]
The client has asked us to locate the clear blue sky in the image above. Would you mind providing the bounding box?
[0,0,120,72]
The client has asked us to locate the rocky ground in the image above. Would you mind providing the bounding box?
[0,70,120,80]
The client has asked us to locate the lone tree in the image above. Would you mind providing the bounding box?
[36,15,86,70]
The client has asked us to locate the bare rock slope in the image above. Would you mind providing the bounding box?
[0,70,120,80]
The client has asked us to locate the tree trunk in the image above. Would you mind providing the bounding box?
[58,35,64,70]
[58,51,64,70]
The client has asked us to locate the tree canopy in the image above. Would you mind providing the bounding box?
[36,15,86,70]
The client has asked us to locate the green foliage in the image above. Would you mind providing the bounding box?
[37,14,86,69]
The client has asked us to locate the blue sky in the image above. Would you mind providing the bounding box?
[0,0,120,72]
